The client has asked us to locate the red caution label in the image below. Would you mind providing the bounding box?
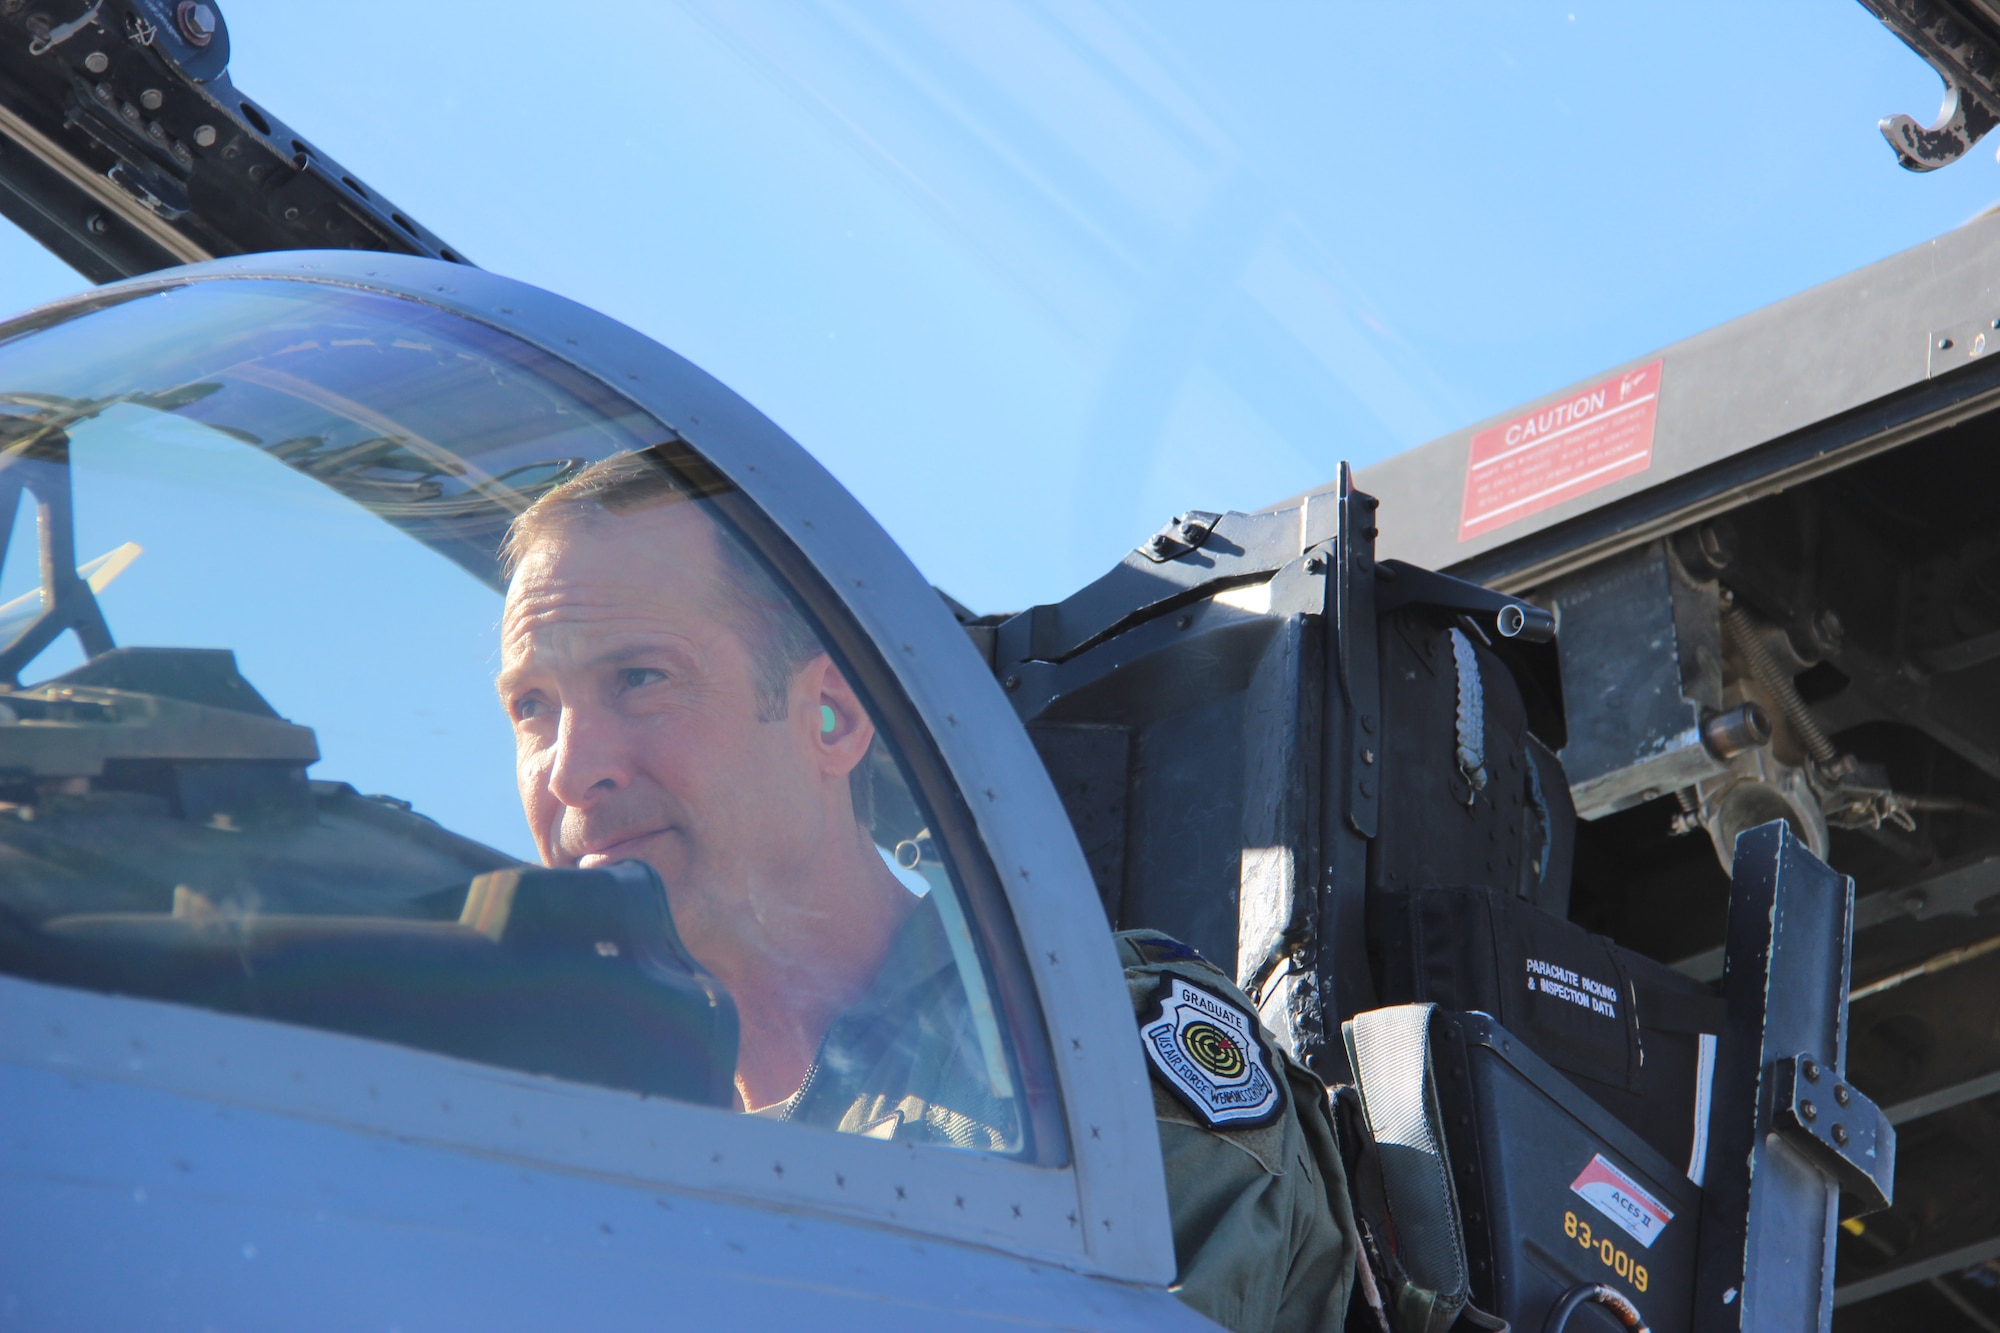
[1458,360,1663,542]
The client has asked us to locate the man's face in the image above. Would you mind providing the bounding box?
[496,502,846,940]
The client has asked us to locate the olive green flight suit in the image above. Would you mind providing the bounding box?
[779,901,1358,1332]
[1117,929,1358,1333]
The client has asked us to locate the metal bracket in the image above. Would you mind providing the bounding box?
[1137,510,1220,563]
[1693,820,1896,1330]
[0,421,115,685]
[1336,465,1381,838]
[1772,1053,1896,1214]
[1926,313,2000,377]
[1856,0,2000,171]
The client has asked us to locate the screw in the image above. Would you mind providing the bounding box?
[192,124,216,148]
[1832,1124,1849,1146]
[283,206,299,221]
[1002,675,1019,692]
[1801,1099,1818,1121]
[176,1,217,45]
[1175,614,1191,630]
[83,51,108,73]
[1304,554,1324,573]
[1835,1085,1851,1107]
[1801,1057,1821,1083]
[85,212,107,235]
[140,88,163,111]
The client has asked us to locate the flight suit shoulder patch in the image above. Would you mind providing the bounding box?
[1136,973,1284,1130]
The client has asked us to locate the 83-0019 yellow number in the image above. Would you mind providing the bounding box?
[1564,1209,1648,1292]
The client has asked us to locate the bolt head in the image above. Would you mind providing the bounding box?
[176,1,216,44]
[1940,336,1956,351]
[192,124,216,148]
[1835,1084,1851,1107]
[1801,1098,1818,1121]
[1002,675,1019,692]
[83,51,108,74]
[1802,1057,1821,1083]
[1832,1123,1849,1146]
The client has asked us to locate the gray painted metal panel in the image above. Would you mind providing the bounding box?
[0,982,1213,1331]
[1344,213,2000,586]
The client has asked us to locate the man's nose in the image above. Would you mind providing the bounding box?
[544,705,632,808]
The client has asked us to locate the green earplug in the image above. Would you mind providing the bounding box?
[821,704,838,734]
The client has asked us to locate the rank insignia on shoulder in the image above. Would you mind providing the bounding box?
[1131,934,1215,970]
[1138,976,1283,1128]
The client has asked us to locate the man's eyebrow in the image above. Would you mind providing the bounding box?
[494,663,536,701]
[495,638,692,696]
[590,643,677,668]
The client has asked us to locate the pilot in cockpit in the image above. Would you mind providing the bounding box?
[494,450,1012,1143]
[495,450,1357,1333]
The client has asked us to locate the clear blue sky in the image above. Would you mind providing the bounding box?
[2,0,1995,615]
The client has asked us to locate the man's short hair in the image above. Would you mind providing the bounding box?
[499,449,824,723]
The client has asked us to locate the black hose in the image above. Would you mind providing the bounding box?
[1542,1282,1650,1333]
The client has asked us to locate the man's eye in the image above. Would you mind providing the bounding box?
[619,667,667,690]
[513,696,544,721]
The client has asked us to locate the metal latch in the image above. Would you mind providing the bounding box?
[1772,1052,1895,1213]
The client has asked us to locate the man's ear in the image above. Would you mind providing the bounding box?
[794,654,876,778]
